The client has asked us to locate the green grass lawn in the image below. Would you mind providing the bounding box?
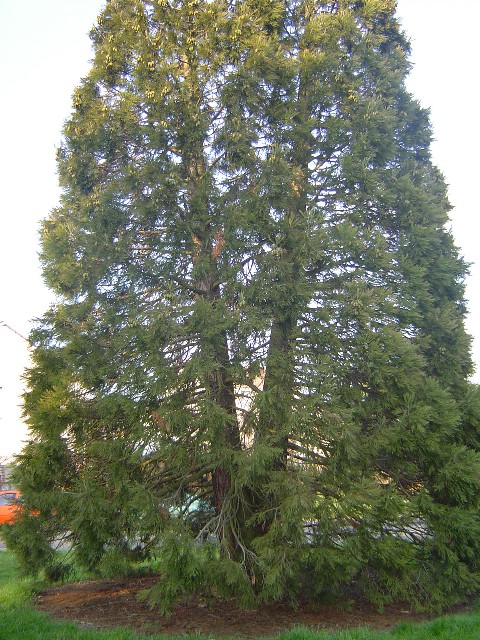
[1,550,479,640]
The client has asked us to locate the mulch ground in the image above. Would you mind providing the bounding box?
[34,575,472,637]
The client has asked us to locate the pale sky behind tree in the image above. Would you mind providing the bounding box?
[1,0,479,461]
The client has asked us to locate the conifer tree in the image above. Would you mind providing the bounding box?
[8,0,480,610]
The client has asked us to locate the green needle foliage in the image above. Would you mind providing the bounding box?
[8,0,480,612]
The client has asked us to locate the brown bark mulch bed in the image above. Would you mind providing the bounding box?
[35,575,473,637]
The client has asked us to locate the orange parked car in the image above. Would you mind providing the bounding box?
[0,490,22,525]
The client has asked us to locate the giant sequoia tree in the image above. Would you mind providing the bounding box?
[9,0,480,609]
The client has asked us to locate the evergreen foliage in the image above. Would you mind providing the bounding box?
[9,0,480,610]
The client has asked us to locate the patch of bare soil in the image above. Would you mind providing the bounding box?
[35,576,471,638]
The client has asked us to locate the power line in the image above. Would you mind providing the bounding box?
[0,321,28,342]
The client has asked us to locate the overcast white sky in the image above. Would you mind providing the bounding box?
[1,0,479,460]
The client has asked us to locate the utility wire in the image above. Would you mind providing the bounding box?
[0,321,28,342]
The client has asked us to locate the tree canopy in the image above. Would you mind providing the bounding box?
[7,0,480,610]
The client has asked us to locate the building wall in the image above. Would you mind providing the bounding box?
[0,465,14,490]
